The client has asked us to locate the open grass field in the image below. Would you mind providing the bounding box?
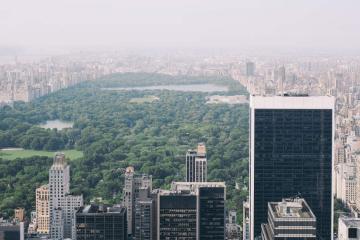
[0,149,83,160]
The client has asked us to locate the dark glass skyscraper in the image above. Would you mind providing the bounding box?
[158,193,197,239]
[75,204,127,240]
[250,96,334,240]
[198,187,225,240]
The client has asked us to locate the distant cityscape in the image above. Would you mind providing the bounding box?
[1,52,360,239]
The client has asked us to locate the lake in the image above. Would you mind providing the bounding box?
[102,84,229,92]
[39,120,74,130]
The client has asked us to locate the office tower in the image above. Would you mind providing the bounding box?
[338,216,360,240]
[134,188,153,240]
[335,163,356,204]
[167,182,226,240]
[250,96,334,240]
[36,184,49,234]
[261,198,316,240]
[14,208,25,222]
[186,149,197,182]
[123,166,152,236]
[75,204,127,240]
[246,62,255,77]
[158,191,197,239]
[242,200,250,240]
[49,153,83,240]
[186,143,207,182]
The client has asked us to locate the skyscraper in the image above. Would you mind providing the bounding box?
[134,188,153,240]
[158,191,197,239]
[166,182,226,240]
[186,149,197,182]
[49,153,83,240]
[75,204,128,240]
[36,184,49,234]
[250,96,334,240]
[123,166,152,237]
[186,143,207,182]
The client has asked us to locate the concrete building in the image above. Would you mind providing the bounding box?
[75,204,127,240]
[261,198,316,240]
[14,208,25,222]
[122,166,152,237]
[335,163,357,205]
[186,143,207,183]
[49,153,83,240]
[250,96,334,240]
[36,184,49,234]
[338,216,360,240]
[134,188,153,240]
[243,200,250,240]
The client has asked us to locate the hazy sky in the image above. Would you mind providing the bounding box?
[1,0,360,53]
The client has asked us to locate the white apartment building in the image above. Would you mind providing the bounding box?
[49,153,83,240]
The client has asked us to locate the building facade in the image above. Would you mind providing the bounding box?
[123,166,152,237]
[75,204,127,240]
[158,192,197,239]
[186,143,207,183]
[250,96,334,240]
[166,182,226,240]
[36,184,49,234]
[49,153,83,239]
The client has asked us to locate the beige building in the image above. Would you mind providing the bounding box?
[14,208,25,222]
[36,184,49,234]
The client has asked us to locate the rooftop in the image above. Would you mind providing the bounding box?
[270,198,316,220]
[250,95,335,110]
[77,204,126,215]
[340,217,360,228]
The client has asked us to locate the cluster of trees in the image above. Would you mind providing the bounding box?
[0,73,249,220]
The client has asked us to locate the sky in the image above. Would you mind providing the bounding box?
[1,0,360,54]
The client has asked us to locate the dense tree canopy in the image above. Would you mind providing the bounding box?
[0,73,249,221]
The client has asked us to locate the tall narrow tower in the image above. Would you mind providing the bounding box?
[186,143,207,182]
[49,153,83,239]
[250,95,334,240]
[49,153,70,240]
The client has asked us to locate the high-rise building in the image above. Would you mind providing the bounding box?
[246,62,255,77]
[186,149,197,182]
[338,216,360,240]
[75,204,127,240]
[164,182,226,240]
[186,143,207,182]
[49,153,83,240]
[36,184,49,234]
[250,96,334,240]
[123,166,152,237]
[335,163,356,204]
[134,188,153,240]
[158,191,197,239]
[261,198,317,240]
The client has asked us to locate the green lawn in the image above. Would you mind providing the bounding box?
[0,149,83,160]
